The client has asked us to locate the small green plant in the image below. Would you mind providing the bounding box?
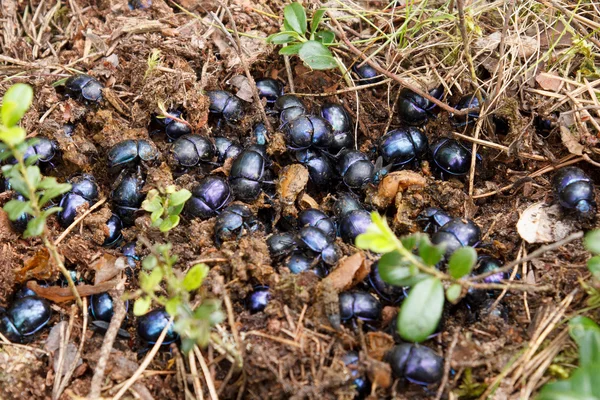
[0,84,81,305]
[133,242,224,353]
[144,48,163,80]
[267,3,338,70]
[356,212,478,342]
[141,185,191,232]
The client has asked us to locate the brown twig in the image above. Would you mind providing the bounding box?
[435,329,459,400]
[54,197,107,246]
[194,346,220,400]
[56,297,88,398]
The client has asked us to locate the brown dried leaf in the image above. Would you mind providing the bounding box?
[91,254,128,285]
[16,248,55,283]
[368,170,427,209]
[321,252,369,292]
[559,125,584,156]
[27,280,118,303]
[536,72,562,92]
[228,75,254,103]
[366,331,395,361]
[277,164,309,217]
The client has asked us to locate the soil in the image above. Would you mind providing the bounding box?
[1,0,600,399]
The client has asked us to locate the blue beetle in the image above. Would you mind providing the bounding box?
[0,295,52,342]
[229,145,271,202]
[185,176,231,219]
[553,166,596,214]
[385,344,444,385]
[137,309,178,344]
[379,127,428,169]
[107,139,158,172]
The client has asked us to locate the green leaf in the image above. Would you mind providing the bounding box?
[355,212,396,252]
[142,254,158,270]
[398,277,444,343]
[41,206,62,218]
[25,165,40,189]
[140,267,163,293]
[7,175,28,198]
[278,43,303,55]
[418,236,445,266]
[183,263,209,292]
[133,296,152,316]
[168,189,191,207]
[165,297,182,316]
[310,9,326,35]
[142,194,163,213]
[537,365,600,400]
[0,126,26,146]
[401,234,420,250]
[585,230,600,255]
[3,199,31,220]
[446,283,462,304]
[378,251,429,287]
[298,41,337,70]
[315,30,335,44]
[181,338,196,355]
[448,247,477,279]
[23,216,45,238]
[569,316,600,366]
[588,256,600,280]
[267,31,299,44]
[159,215,180,232]
[150,209,164,224]
[283,2,307,35]
[1,84,33,127]
[39,182,71,207]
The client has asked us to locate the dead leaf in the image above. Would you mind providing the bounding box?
[366,331,395,361]
[367,170,427,209]
[559,125,584,156]
[91,254,128,285]
[27,280,118,303]
[277,164,309,217]
[536,72,562,92]
[321,252,369,292]
[516,202,578,243]
[17,249,56,283]
[228,75,254,103]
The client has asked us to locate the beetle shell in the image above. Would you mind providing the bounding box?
[170,134,215,168]
[246,286,271,313]
[111,172,145,226]
[553,166,596,214]
[153,109,192,141]
[417,207,452,233]
[339,291,382,322]
[352,64,381,85]
[341,351,372,400]
[9,194,30,234]
[297,226,337,265]
[451,93,483,125]
[21,137,59,165]
[397,86,443,126]
[207,90,244,123]
[214,204,255,245]
[379,128,428,168]
[285,115,334,151]
[267,232,296,258]
[58,175,99,227]
[215,137,243,163]
[137,309,178,344]
[64,74,104,103]
[368,261,405,304]
[430,138,472,177]
[286,252,314,274]
[334,193,364,217]
[107,139,158,170]
[295,149,335,187]
[275,95,306,124]
[321,103,352,134]
[386,343,444,385]
[338,151,374,189]
[431,218,481,256]
[90,292,129,322]
[0,296,52,342]
[255,78,284,105]
[298,209,336,239]
[103,214,124,248]
[185,176,231,219]
[339,210,372,244]
[229,145,269,202]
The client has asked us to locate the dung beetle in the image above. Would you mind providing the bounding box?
[215,137,243,163]
[298,209,336,240]
[90,292,129,323]
[431,218,481,256]
[341,351,372,400]
[214,204,257,246]
[267,232,297,259]
[417,207,452,233]
[169,134,215,169]
[297,226,338,265]
[103,214,124,248]
[397,86,444,126]
[534,115,556,138]
[385,343,444,385]
[128,0,152,9]
[64,74,104,103]
[58,174,99,227]
[285,115,334,151]
[338,150,374,189]
[19,137,59,167]
[255,78,284,105]
[321,103,354,153]
[334,192,364,217]
[286,252,317,275]
[107,139,158,171]
[9,194,30,234]
[229,145,271,202]
[295,149,335,187]
[430,138,474,178]
[122,241,139,268]
[451,92,484,126]
[253,123,268,146]
[207,90,244,124]
[339,291,382,323]
[467,256,509,306]
[185,176,231,219]
[352,64,381,85]
[111,171,145,226]
[379,127,428,169]
[0,295,52,342]
[137,308,178,345]
[151,109,191,141]
[246,285,271,313]
[368,261,405,304]
[553,166,596,214]
[274,94,306,125]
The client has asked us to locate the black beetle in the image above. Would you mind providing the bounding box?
[321,103,354,154]
[295,149,335,187]
[246,285,271,313]
[429,138,473,177]
[285,115,334,151]
[169,134,215,169]
[137,308,178,344]
[20,137,60,167]
[207,90,244,124]
[267,232,297,259]
[553,166,596,214]
[467,256,508,306]
[64,74,104,103]
[122,241,139,268]
[334,192,364,217]
[185,176,231,219]
[338,150,374,189]
[379,127,428,169]
[352,64,381,85]
[111,170,145,226]
[451,92,484,126]
[90,292,129,323]
[215,137,243,163]
[9,194,30,234]
[397,86,444,126]
[229,145,271,202]
[297,226,338,265]
[214,204,257,246]
[431,218,481,256]
[368,261,405,304]
[128,0,152,9]
[274,94,307,125]
[341,351,372,400]
[151,109,191,141]
[534,115,556,138]
[253,122,268,146]
[417,207,452,233]
[255,78,284,105]
[0,295,52,342]
[107,139,158,171]
[286,252,316,275]
[298,208,336,240]
[58,174,99,228]
[339,291,382,322]
[103,214,124,248]
[385,343,444,385]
